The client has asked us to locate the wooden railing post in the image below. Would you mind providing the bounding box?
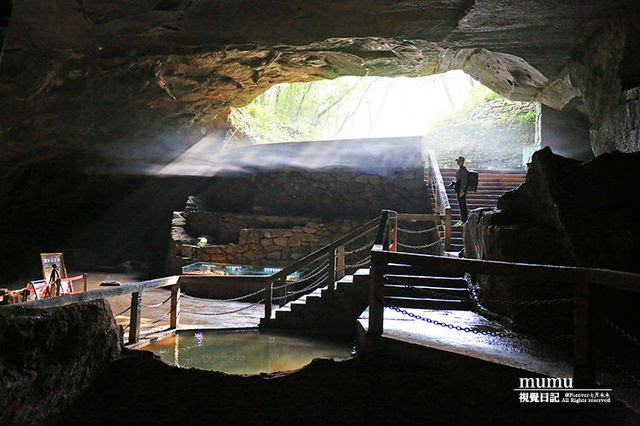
[83,273,88,292]
[573,283,595,386]
[327,249,336,291]
[335,245,345,282]
[128,291,142,344]
[264,281,273,320]
[169,284,180,329]
[444,208,452,251]
[368,253,385,336]
[388,213,398,252]
[277,276,288,306]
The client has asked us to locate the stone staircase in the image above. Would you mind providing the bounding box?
[260,269,370,336]
[440,168,526,252]
[260,167,527,333]
[260,262,474,335]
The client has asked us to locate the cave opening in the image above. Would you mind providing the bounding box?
[222,70,537,171]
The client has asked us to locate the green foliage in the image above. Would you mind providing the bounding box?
[227,78,370,145]
[424,88,537,169]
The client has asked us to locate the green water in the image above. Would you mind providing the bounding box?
[143,330,353,375]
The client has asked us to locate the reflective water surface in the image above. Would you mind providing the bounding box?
[143,330,353,375]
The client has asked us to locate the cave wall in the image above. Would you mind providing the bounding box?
[464,148,639,332]
[0,300,122,425]
[538,105,593,161]
[566,24,640,156]
[1,0,639,283]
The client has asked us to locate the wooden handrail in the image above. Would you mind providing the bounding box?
[368,209,640,385]
[370,250,640,293]
[427,150,450,214]
[426,150,452,250]
[271,216,380,281]
[262,216,381,318]
[0,276,182,310]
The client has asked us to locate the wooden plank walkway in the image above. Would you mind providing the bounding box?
[358,306,572,378]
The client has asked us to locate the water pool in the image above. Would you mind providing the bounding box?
[143,330,353,375]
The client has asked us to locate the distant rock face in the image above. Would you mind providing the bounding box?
[464,147,638,332]
[0,300,122,425]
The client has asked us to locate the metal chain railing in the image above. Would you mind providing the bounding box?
[386,299,571,341]
[344,241,374,255]
[290,261,330,283]
[397,224,442,234]
[181,299,265,316]
[113,306,131,317]
[272,261,330,290]
[338,257,371,271]
[603,316,640,347]
[141,295,172,309]
[181,286,265,303]
[387,304,523,338]
[482,297,574,306]
[273,273,329,302]
[468,282,573,311]
[140,308,173,325]
[397,239,442,250]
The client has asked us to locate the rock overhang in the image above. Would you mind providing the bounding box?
[1,0,638,172]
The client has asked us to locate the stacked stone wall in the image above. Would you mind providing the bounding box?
[198,167,428,220]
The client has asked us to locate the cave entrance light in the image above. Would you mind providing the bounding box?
[226,70,538,170]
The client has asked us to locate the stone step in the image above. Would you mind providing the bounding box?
[352,268,371,284]
[385,296,471,310]
[383,274,467,288]
[384,284,469,299]
[275,309,292,320]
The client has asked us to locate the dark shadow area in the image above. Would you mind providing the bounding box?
[59,344,639,425]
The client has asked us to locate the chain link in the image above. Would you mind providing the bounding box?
[141,295,172,309]
[271,262,330,290]
[397,225,441,234]
[387,304,523,338]
[604,316,640,347]
[290,261,330,284]
[181,286,265,302]
[273,273,329,301]
[338,257,371,271]
[181,299,265,316]
[113,306,131,317]
[344,240,374,255]
[483,297,574,306]
[468,282,572,308]
[386,300,570,341]
[397,239,442,249]
[140,309,173,325]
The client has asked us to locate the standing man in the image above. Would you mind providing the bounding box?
[449,156,469,225]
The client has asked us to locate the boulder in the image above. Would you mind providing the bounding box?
[0,300,121,425]
[464,147,639,333]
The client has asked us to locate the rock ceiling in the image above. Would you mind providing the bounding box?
[0,0,638,172]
